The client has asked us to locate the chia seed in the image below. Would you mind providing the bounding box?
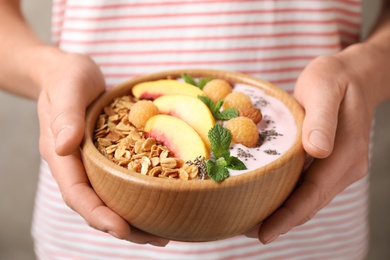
[253,97,269,107]
[259,129,283,142]
[264,149,280,155]
[263,115,274,125]
[237,148,255,160]
[186,156,207,180]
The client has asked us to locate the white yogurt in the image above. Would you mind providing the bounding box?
[227,84,297,176]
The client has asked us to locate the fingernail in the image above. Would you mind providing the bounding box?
[309,130,331,152]
[149,240,169,247]
[264,234,279,245]
[108,230,120,239]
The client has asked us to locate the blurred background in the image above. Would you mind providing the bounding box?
[0,0,389,259]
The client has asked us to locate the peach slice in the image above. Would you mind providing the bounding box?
[132,80,204,100]
[153,95,215,151]
[144,115,209,161]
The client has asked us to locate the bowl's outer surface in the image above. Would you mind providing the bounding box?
[82,69,306,242]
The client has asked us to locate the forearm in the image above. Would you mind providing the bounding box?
[336,1,390,108]
[365,0,390,104]
[0,0,61,99]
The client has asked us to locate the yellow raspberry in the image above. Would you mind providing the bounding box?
[224,117,259,148]
[129,100,159,129]
[223,92,253,111]
[202,79,233,103]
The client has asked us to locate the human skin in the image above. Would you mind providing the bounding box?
[0,0,168,247]
[253,0,390,243]
[1,0,390,247]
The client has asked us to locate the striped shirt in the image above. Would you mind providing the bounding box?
[32,1,368,259]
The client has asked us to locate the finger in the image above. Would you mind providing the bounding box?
[257,176,324,244]
[294,57,346,159]
[54,152,132,237]
[47,55,105,156]
[257,138,365,244]
[129,226,170,247]
[244,224,261,238]
[39,96,130,238]
[54,151,168,243]
[52,150,168,246]
[38,96,169,246]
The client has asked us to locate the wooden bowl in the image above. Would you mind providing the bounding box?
[81,69,305,242]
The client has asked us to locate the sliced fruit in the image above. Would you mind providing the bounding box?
[144,115,209,161]
[132,80,204,100]
[153,95,215,151]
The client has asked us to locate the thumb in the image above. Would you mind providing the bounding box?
[50,93,87,156]
[294,58,346,159]
[47,59,105,156]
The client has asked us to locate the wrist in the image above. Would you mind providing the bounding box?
[335,42,390,108]
[21,45,66,99]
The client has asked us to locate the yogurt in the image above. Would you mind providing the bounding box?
[228,84,297,176]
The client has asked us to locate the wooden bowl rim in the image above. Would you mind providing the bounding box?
[82,69,304,191]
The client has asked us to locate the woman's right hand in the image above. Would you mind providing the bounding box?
[34,47,169,247]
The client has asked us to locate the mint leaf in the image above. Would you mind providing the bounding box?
[206,160,230,182]
[198,95,223,116]
[215,107,238,120]
[226,156,247,170]
[197,95,214,108]
[205,125,247,181]
[216,157,228,167]
[197,77,213,90]
[198,95,237,121]
[182,73,197,86]
[213,100,224,114]
[208,124,231,159]
[181,74,214,89]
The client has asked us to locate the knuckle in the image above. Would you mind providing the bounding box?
[50,111,69,133]
[351,154,369,182]
[306,180,329,211]
[60,190,74,210]
[347,138,369,182]
[298,211,317,226]
[38,137,50,160]
[60,184,84,213]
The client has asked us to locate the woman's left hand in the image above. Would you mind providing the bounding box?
[246,43,383,243]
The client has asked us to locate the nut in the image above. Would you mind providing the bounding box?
[239,107,263,124]
[93,94,201,180]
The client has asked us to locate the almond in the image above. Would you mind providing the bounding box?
[239,107,263,124]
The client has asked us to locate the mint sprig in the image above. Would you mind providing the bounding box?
[208,123,231,159]
[206,124,247,182]
[217,108,239,121]
[198,95,238,121]
[197,77,213,89]
[226,156,246,170]
[206,160,229,182]
[182,73,197,86]
[182,73,213,90]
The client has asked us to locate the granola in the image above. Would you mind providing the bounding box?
[93,95,202,180]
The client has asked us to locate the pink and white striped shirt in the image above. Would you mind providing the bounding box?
[32,1,368,259]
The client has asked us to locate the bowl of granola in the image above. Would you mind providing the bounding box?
[81,69,305,242]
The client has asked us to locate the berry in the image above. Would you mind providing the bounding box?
[224,116,259,148]
[222,92,253,111]
[202,79,232,103]
[129,100,159,129]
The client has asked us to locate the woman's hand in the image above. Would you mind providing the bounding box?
[252,43,380,244]
[246,1,390,244]
[35,47,169,247]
